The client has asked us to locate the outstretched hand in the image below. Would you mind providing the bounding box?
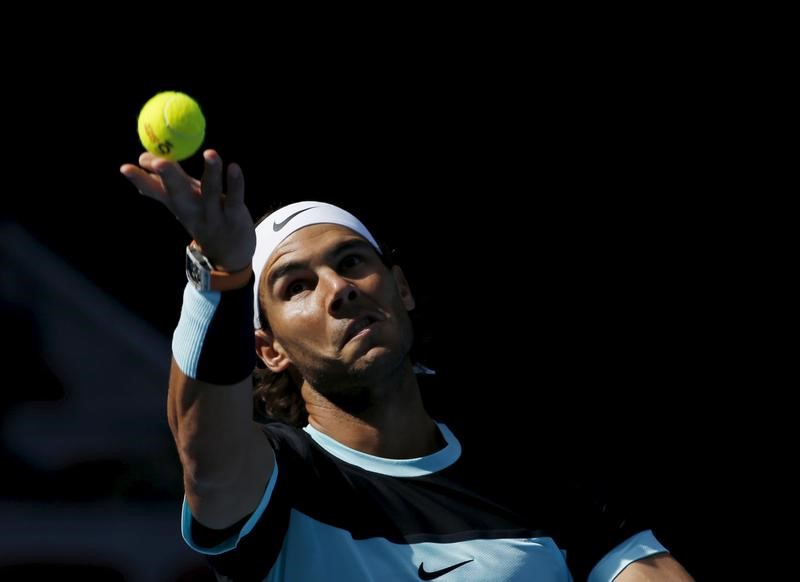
[120,149,256,272]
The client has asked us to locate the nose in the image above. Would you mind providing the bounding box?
[325,270,359,315]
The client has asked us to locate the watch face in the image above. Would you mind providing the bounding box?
[186,247,212,289]
[187,255,202,283]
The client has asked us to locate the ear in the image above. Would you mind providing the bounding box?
[391,265,416,311]
[255,328,292,373]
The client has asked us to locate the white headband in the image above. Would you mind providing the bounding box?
[252,201,381,328]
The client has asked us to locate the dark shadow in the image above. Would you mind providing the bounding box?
[0,563,126,581]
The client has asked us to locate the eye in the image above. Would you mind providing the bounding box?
[286,280,309,297]
[339,254,364,271]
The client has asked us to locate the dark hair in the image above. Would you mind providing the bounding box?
[252,364,307,426]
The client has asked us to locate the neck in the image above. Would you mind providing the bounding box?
[302,361,440,459]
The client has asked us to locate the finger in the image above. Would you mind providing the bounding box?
[119,164,171,204]
[226,163,245,206]
[140,152,194,182]
[151,157,196,207]
[200,149,223,212]
[139,152,201,193]
[120,163,139,176]
[138,152,161,172]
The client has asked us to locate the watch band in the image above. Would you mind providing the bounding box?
[186,243,253,292]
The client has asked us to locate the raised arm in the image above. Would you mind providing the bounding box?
[120,150,273,529]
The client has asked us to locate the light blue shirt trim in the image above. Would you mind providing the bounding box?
[588,529,668,582]
[302,422,461,477]
[172,283,220,378]
[181,462,280,556]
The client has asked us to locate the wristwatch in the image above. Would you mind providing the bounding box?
[185,243,253,292]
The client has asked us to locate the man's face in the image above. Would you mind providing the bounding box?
[258,224,415,389]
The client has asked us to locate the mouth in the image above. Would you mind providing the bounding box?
[341,315,380,348]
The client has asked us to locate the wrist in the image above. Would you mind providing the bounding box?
[173,282,256,384]
[186,242,253,292]
[189,240,251,273]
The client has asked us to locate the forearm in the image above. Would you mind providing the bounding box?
[168,274,259,486]
[168,359,255,488]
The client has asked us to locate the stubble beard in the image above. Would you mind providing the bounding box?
[298,345,410,414]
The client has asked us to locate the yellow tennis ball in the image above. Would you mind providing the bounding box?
[137,91,206,161]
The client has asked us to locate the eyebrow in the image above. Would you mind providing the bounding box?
[267,239,375,289]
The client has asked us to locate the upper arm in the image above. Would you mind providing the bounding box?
[614,554,694,581]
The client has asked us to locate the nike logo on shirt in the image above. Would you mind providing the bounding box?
[273,207,317,232]
[418,559,474,580]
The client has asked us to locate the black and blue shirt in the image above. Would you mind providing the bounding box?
[183,422,667,581]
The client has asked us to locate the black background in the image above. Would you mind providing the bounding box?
[2,36,743,579]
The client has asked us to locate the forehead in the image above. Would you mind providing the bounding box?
[265,223,372,271]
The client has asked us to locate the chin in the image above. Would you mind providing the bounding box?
[350,346,406,377]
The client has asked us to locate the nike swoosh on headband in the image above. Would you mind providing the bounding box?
[273,206,318,232]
